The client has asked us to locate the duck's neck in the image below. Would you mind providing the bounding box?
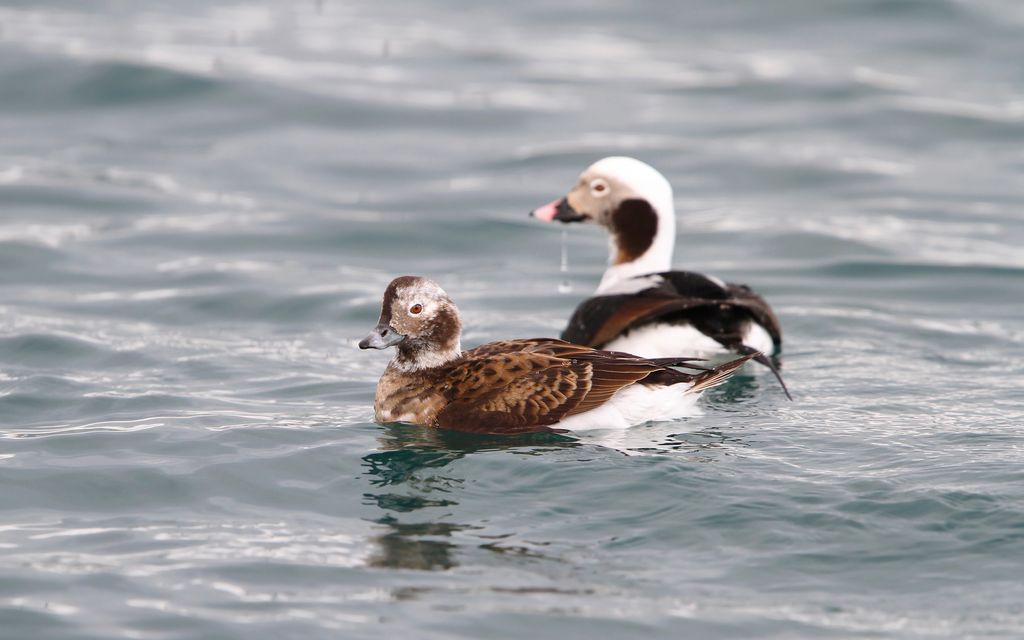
[390,344,461,373]
[390,338,462,373]
[596,199,676,294]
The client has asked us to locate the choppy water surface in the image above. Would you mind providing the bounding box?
[2,1,1024,638]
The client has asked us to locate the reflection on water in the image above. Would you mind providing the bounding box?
[366,516,470,571]
[577,423,751,460]
[371,422,580,456]
[361,424,577,571]
[358,420,748,571]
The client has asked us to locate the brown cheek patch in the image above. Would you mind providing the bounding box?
[611,199,658,264]
[424,306,460,347]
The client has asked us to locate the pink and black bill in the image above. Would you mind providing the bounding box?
[530,197,588,223]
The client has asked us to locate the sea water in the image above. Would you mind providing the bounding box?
[1,1,1023,638]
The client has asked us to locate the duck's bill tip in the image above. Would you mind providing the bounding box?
[530,197,562,222]
[530,197,588,223]
[358,325,405,350]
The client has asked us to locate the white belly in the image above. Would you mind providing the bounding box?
[603,322,776,358]
[553,381,702,431]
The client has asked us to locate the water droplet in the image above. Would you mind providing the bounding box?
[558,229,572,294]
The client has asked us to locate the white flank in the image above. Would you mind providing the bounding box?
[742,323,776,355]
[604,321,778,359]
[604,323,727,358]
[554,382,703,430]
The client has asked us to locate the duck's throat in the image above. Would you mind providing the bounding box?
[392,340,462,372]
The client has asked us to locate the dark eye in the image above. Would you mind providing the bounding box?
[594,183,606,192]
[410,304,423,315]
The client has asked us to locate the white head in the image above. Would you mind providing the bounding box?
[530,156,676,292]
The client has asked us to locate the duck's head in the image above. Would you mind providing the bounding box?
[530,157,676,289]
[359,276,462,370]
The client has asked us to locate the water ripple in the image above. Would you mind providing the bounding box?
[2,0,1024,637]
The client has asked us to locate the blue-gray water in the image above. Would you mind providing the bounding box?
[2,1,1024,638]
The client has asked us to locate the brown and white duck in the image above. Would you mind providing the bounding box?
[530,156,791,399]
[358,276,755,434]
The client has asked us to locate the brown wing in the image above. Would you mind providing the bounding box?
[434,346,674,434]
[464,338,689,413]
[435,352,588,433]
[464,338,593,360]
[587,297,710,347]
[466,337,697,366]
[561,271,783,354]
[565,293,783,349]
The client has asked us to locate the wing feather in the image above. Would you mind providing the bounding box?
[435,353,591,433]
[435,343,680,432]
[562,272,783,353]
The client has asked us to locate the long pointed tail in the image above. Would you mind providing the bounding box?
[735,344,792,400]
[687,352,759,394]
[646,356,712,371]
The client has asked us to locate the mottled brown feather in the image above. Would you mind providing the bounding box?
[466,338,593,360]
[375,335,750,434]
[433,352,589,431]
[428,340,684,433]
